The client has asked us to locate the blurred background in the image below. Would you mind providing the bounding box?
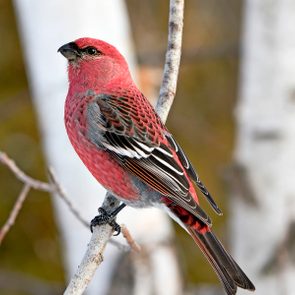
[1,0,295,294]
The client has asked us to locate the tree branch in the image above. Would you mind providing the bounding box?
[157,0,184,123]
[64,1,184,293]
[47,168,89,227]
[121,224,141,253]
[64,194,120,295]
[0,151,133,251]
[0,151,52,192]
[63,224,112,295]
[0,151,90,232]
[0,184,30,245]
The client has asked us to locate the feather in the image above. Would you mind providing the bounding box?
[166,134,222,215]
[86,93,212,225]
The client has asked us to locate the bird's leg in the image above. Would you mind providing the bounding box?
[90,203,126,236]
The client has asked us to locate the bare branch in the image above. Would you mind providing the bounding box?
[0,150,132,252]
[0,150,132,254]
[0,184,30,245]
[48,168,89,227]
[63,223,113,295]
[156,0,184,123]
[0,151,52,192]
[64,193,120,295]
[0,150,89,232]
[121,224,141,253]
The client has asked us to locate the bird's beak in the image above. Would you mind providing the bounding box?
[58,42,81,61]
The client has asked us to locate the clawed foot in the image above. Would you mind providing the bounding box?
[90,205,125,236]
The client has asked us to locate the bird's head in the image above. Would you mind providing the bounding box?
[58,37,132,91]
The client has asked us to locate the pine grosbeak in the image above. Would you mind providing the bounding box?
[58,38,255,295]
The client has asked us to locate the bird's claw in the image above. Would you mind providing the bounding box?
[90,207,121,236]
[109,220,121,236]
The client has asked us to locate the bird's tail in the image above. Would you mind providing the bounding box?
[187,225,255,295]
[163,197,255,294]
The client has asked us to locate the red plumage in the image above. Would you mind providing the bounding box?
[59,37,255,295]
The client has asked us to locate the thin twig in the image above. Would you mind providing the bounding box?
[0,184,31,245]
[47,168,89,227]
[0,151,130,251]
[156,0,184,123]
[0,151,89,229]
[121,224,141,253]
[0,152,52,192]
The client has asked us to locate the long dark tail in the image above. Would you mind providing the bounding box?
[187,226,255,295]
[163,198,255,294]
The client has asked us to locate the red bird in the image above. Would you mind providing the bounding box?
[58,38,255,295]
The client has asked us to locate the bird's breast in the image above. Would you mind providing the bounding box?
[64,97,139,200]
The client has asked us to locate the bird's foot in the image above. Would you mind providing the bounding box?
[90,205,125,236]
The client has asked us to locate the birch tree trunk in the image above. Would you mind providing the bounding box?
[13,1,181,294]
[232,1,295,294]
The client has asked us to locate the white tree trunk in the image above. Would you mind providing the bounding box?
[232,1,295,294]
[13,1,181,294]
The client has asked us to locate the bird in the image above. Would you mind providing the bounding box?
[58,37,255,295]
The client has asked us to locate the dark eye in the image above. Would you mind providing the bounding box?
[84,47,101,56]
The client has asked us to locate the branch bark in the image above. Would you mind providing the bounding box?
[0,151,52,192]
[0,184,30,245]
[157,0,184,123]
[64,0,184,294]
[64,194,119,295]
[0,151,89,229]
[121,224,141,253]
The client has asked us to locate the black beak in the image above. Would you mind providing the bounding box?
[58,42,81,61]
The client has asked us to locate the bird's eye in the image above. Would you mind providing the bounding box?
[84,47,101,56]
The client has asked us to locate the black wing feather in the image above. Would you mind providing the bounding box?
[166,135,222,215]
[123,156,211,225]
